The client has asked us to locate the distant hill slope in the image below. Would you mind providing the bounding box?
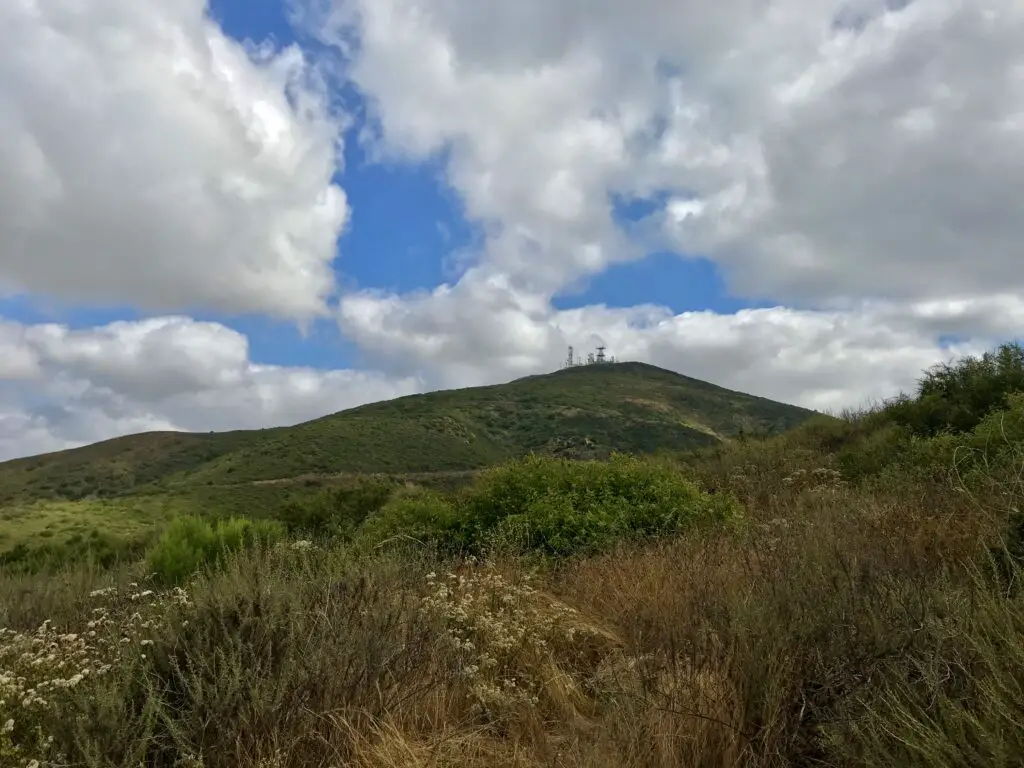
[0,362,816,503]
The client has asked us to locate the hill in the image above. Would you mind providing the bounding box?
[0,361,816,504]
[5,344,1024,767]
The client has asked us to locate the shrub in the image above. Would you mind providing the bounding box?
[2,549,439,768]
[886,342,1024,437]
[787,413,861,453]
[356,490,458,549]
[814,345,1024,486]
[823,561,1024,766]
[800,344,1024,489]
[835,423,913,481]
[0,581,192,768]
[448,453,741,557]
[421,564,619,721]
[0,531,149,575]
[277,479,393,539]
[146,516,284,584]
[866,392,1024,498]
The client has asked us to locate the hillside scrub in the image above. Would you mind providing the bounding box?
[0,361,814,504]
[0,529,150,576]
[276,477,395,539]
[2,343,1024,766]
[146,516,285,584]
[3,473,1022,767]
[886,341,1024,438]
[359,453,741,557]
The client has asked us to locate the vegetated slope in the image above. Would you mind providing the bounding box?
[0,431,252,504]
[0,362,816,501]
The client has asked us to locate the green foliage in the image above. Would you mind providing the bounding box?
[0,530,150,575]
[834,423,913,481]
[781,344,1024,487]
[862,391,1024,491]
[0,362,815,508]
[787,413,858,452]
[886,342,1024,438]
[146,516,284,584]
[965,391,1024,453]
[356,489,459,548]
[359,453,741,557]
[276,479,394,538]
[960,394,1024,570]
[0,431,250,505]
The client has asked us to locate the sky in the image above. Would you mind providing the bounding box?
[1,0,1023,460]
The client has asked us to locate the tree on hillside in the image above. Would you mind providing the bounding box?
[887,342,1024,437]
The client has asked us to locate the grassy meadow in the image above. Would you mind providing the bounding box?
[3,344,1024,767]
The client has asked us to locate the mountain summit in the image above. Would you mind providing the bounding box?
[0,362,815,503]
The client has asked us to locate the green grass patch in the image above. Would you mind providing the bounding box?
[146,516,285,584]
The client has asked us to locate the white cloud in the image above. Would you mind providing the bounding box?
[2,290,1014,461]
[310,0,1024,304]
[11,286,1008,463]
[2,0,1021,462]
[340,273,1022,412]
[0,317,422,461]
[309,0,1024,418]
[0,0,347,320]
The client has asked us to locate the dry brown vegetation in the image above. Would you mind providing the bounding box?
[3,345,1024,767]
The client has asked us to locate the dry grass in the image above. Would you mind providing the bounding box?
[3,438,1024,767]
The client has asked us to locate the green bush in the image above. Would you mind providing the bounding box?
[788,413,862,454]
[276,479,393,539]
[146,516,284,584]
[876,392,1024,494]
[0,531,150,575]
[886,342,1024,438]
[835,423,912,481]
[444,453,740,557]
[965,391,1024,456]
[356,489,458,549]
[820,344,1024,486]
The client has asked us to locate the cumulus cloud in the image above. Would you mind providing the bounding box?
[8,286,1007,463]
[2,0,1021,462]
[0,0,347,320]
[310,0,1024,303]
[312,0,1024,413]
[340,273,1022,412]
[0,317,422,461]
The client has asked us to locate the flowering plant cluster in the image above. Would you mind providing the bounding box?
[0,582,191,767]
[781,466,845,491]
[421,563,609,719]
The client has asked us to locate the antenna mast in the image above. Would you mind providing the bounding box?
[559,342,618,370]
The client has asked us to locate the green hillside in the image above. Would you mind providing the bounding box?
[0,362,816,504]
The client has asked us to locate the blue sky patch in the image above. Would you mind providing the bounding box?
[0,0,764,375]
[207,0,296,47]
[553,252,771,315]
[337,148,478,295]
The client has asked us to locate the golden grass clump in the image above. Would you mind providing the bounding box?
[420,562,621,725]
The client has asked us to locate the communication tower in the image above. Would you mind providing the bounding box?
[559,343,619,370]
